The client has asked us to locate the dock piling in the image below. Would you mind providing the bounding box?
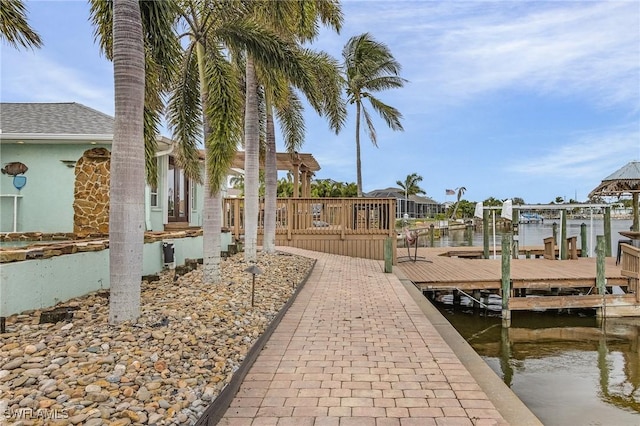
[501,234,512,327]
[604,207,612,257]
[384,237,393,273]
[483,210,490,259]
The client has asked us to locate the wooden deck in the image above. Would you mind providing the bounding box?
[398,246,629,290]
[397,246,636,312]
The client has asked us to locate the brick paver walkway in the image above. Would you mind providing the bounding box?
[220,249,507,425]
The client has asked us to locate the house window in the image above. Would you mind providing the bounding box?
[150,184,159,208]
[150,157,160,208]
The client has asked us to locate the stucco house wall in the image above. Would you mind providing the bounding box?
[0,142,111,233]
[0,102,206,234]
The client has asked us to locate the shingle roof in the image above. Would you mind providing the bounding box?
[365,187,440,204]
[0,102,114,135]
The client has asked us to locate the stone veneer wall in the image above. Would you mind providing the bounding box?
[73,147,111,236]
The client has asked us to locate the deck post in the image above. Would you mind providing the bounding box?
[596,235,606,295]
[580,223,588,257]
[483,209,490,259]
[429,223,435,247]
[561,209,568,260]
[552,222,558,246]
[501,234,511,327]
[512,208,519,258]
[466,223,473,246]
[633,193,639,232]
[234,198,240,241]
[472,290,481,309]
[604,206,612,257]
[384,237,393,273]
[287,198,293,240]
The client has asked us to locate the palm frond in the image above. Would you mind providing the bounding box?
[275,88,306,152]
[167,43,203,183]
[367,95,404,132]
[89,0,113,58]
[0,0,42,49]
[203,45,244,193]
[361,104,378,147]
[364,75,407,92]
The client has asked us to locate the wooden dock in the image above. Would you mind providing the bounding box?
[396,246,637,314]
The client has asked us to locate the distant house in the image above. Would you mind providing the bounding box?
[0,102,206,233]
[365,187,445,219]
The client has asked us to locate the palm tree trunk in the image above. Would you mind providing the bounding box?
[244,56,259,262]
[355,100,363,197]
[263,101,277,253]
[202,176,222,283]
[109,0,145,324]
[196,41,222,283]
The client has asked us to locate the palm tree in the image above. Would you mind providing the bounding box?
[396,173,426,218]
[243,2,344,261]
[0,0,42,49]
[165,1,249,284]
[90,0,178,323]
[342,33,406,197]
[257,2,344,254]
[396,173,426,197]
[277,174,294,197]
[450,186,467,219]
[107,0,145,324]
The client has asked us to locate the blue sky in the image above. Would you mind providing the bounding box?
[2,1,639,204]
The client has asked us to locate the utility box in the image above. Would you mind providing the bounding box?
[162,240,175,269]
[221,229,232,252]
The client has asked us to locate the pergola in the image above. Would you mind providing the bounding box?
[231,151,320,197]
[589,161,640,232]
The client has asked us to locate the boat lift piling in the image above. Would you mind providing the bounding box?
[502,234,512,327]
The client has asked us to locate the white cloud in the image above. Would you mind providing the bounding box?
[338,1,640,111]
[507,124,640,179]
[1,50,113,114]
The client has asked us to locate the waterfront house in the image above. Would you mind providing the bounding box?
[0,102,206,234]
[365,187,445,219]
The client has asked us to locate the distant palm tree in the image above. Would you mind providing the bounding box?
[0,0,42,49]
[396,173,426,197]
[450,187,466,219]
[342,33,407,197]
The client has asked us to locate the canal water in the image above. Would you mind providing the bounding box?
[430,219,640,425]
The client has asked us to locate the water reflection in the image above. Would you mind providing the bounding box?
[435,305,640,425]
[428,219,640,425]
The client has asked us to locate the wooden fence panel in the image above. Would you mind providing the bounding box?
[222,197,396,261]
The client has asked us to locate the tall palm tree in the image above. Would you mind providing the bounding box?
[246,1,344,257]
[90,0,178,323]
[260,50,345,253]
[167,1,247,284]
[342,33,406,197]
[450,186,467,219]
[0,0,42,49]
[108,0,145,324]
[168,2,320,273]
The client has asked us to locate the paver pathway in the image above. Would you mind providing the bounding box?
[219,249,508,425]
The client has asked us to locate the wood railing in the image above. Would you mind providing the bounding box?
[620,243,640,300]
[223,197,397,241]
